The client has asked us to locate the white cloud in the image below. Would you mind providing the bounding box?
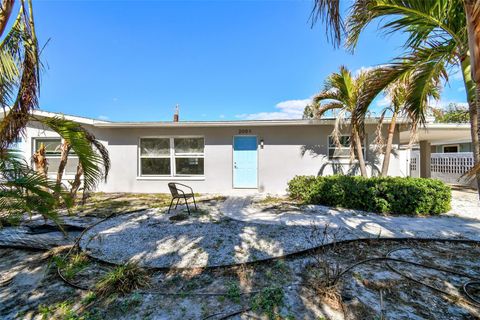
[355,66,375,75]
[375,95,391,108]
[235,99,311,120]
[98,115,109,120]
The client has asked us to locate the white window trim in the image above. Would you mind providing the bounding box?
[138,136,205,177]
[327,135,366,161]
[442,144,460,153]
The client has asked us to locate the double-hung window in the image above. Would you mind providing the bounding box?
[328,135,365,160]
[33,138,79,175]
[139,137,204,176]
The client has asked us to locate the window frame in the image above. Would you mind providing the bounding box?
[327,135,366,160]
[442,144,459,153]
[32,137,79,175]
[138,136,205,177]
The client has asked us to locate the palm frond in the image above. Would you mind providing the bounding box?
[347,0,466,52]
[0,149,68,226]
[310,0,343,48]
[38,117,110,193]
[0,1,40,149]
[314,101,344,119]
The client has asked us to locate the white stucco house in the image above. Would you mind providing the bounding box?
[5,110,476,193]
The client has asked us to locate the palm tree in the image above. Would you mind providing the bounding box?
[311,0,480,194]
[376,74,441,176]
[0,0,40,150]
[308,66,384,177]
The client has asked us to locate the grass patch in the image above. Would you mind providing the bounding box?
[53,253,89,280]
[251,286,284,319]
[256,195,287,205]
[74,193,172,217]
[38,300,78,320]
[94,262,150,298]
[225,281,241,303]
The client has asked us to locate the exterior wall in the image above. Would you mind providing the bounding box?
[21,121,406,194]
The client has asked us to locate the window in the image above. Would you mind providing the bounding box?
[174,138,204,175]
[140,138,171,175]
[328,135,365,160]
[33,138,79,175]
[443,145,459,153]
[139,137,204,176]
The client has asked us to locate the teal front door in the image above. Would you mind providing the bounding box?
[233,136,258,188]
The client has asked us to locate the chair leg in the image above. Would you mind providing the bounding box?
[192,194,197,210]
[184,197,190,214]
[167,198,174,214]
[174,198,180,209]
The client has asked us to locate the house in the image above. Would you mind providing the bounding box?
[4,110,476,193]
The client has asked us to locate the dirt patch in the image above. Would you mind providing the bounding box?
[2,238,479,319]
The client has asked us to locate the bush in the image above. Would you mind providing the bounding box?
[287,175,451,215]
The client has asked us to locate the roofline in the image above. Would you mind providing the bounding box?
[31,110,110,125]
[400,123,471,131]
[93,117,411,128]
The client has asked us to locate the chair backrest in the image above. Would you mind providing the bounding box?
[168,183,179,197]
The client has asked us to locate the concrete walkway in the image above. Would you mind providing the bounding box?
[220,192,480,241]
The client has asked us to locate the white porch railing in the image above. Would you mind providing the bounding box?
[410,152,475,187]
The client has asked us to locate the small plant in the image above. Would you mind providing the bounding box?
[53,252,89,280]
[81,292,97,305]
[38,301,78,320]
[251,286,284,319]
[118,292,142,313]
[94,262,150,298]
[305,224,343,310]
[225,281,241,303]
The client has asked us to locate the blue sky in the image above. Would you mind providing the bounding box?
[32,0,467,121]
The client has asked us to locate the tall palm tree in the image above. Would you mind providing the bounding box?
[311,0,480,194]
[309,66,384,177]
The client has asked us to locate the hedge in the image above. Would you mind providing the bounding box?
[287,175,451,215]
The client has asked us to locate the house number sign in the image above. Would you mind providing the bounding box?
[238,129,252,134]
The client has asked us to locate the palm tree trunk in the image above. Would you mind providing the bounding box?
[476,84,480,192]
[0,0,14,38]
[353,130,368,177]
[32,144,47,177]
[380,110,398,176]
[460,56,480,192]
[54,142,70,197]
[464,1,480,196]
[70,163,83,202]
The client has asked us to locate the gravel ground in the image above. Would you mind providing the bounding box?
[79,205,352,268]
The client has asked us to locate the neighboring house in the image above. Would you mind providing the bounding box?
[2,110,475,193]
[403,124,475,188]
[431,142,472,154]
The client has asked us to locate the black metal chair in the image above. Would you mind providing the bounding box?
[167,182,197,214]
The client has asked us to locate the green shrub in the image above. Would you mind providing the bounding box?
[287,175,451,215]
